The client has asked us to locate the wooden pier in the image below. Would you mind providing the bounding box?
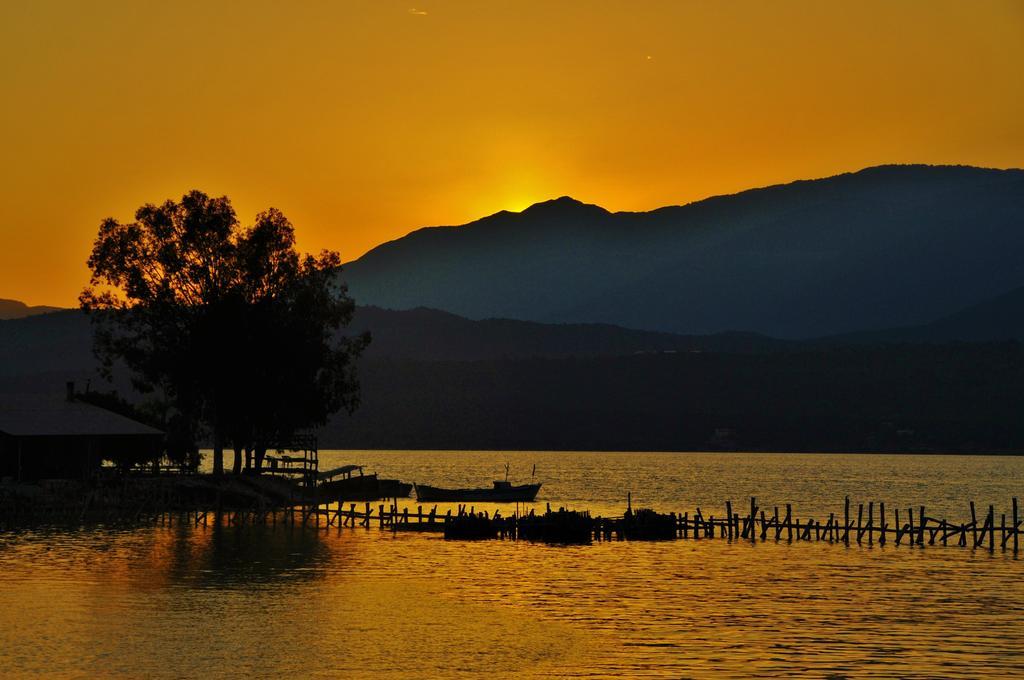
[5,483,1020,555]
[156,495,1022,554]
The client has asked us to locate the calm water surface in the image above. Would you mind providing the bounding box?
[1,451,1022,678]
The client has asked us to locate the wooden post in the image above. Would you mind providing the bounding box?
[1014,497,1019,554]
[878,502,886,545]
[989,505,995,552]
[918,506,926,546]
[725,500,733,539]
[749,497,757,542]
[843,496,850,545]
[786,504,793,541]
[867,501,874,545]
[856,503,864,544]
[970,501,977,546]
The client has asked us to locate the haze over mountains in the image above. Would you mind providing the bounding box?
[4,165,1024,451]
[343,165,1024,339]
[0,306,791,381]
[3,307,1023,453]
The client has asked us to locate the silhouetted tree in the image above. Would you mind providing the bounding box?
[81,191,368,474]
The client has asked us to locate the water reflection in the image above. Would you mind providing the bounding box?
[2,452,1023,678]
[180,521,340,588]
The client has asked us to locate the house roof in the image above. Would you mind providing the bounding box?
[0,394,164,437]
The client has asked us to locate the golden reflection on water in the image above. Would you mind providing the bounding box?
[2,522,1023,678]
[2,452,1023,678]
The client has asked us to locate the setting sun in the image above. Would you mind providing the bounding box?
[1,1,1021,305]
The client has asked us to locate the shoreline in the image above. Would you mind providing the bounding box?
[0,474,306,526]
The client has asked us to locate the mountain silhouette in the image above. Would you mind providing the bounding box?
[0,307,791,381]
[342,165,1024,338]
[8,292,1022,382]
[5,307,1023,452]
[0,298,63,320]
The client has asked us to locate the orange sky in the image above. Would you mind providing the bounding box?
[1,1,1022,306]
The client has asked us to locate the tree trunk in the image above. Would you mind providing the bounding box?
[245,447,253,471]
[255,446,267,474]
[151,441,160,475]
[212,433,224,476]
[232,445,242,475]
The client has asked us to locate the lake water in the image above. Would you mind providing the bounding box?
[1,451,1022,678]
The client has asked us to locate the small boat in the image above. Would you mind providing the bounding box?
[414,479,541,503]
[378,478,413,499]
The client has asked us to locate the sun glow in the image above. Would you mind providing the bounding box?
[1,1,1022,305]
[485,177,551,216]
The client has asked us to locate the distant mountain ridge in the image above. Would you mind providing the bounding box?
[342,165,1024,338]
[0,306,793,380]
[6,290,1020,382]
[0,298,63,320]
[5,304,1023,452]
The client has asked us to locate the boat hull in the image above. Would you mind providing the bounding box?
[378,479,413,499]
[415,483,541,503]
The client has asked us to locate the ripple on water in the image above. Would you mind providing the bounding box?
[1,451,1023,678]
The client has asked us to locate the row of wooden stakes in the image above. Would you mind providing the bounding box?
[290,496,1024,552]
[145,496,1022,553]
[681,496,1021,552]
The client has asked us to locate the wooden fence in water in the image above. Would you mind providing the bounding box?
[671,496,1021,553]
[156,495,1022,553]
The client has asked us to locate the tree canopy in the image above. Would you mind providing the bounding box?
[81,190,369,474]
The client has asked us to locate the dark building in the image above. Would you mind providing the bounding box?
[0,386,163,481]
